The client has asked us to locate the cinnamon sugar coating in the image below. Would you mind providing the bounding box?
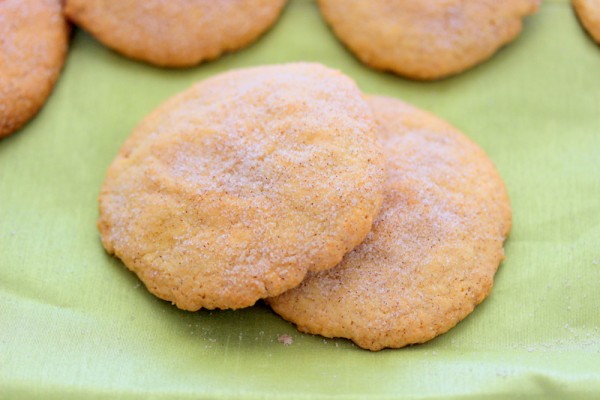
[268,95,512,351]
[98,63,385,311]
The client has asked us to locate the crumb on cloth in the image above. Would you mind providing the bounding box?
[277,334,293,345]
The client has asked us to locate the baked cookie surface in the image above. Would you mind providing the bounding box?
[0,0,69,138]
[268,95,512,351]
[318,0,539,80]
[64,0,287,67]
[98,63,385,311]
[573,0,600,43]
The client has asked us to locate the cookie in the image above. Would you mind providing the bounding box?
[0,0,69,138]
[98,63,386,311]
[573,0,600,43]
[64,0,287,67]
[268,95,512,351]
[318,0,540,80]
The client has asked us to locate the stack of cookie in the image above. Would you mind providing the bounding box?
[98,63,512,351]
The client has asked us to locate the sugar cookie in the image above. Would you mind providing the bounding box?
[268,95,512,351]
[0,0,69,138]
[318,0,539,80]
[64,0,287,67]
[98,63,385,311]
[573,0,600,43]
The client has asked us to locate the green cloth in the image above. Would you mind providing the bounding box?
[1,0,599,398]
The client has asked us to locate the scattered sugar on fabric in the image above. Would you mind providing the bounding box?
[277,334,293,346]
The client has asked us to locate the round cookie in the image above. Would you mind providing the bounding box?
[318,0,540,80]
[64,0,287,67]
[0,0,69,138]
[268,95,512,351]
[573,0,600,43]
[98,63,386,312]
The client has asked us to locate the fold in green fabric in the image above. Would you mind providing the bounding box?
[1,1,599,398]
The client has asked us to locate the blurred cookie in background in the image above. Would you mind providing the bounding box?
[64,0,287,67]
[573,0,600,43]
[318,0,540,80]
[0,0,69,138]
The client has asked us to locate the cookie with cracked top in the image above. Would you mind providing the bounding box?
[98,63,385,311]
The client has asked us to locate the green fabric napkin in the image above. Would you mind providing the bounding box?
[1,0,599,398]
